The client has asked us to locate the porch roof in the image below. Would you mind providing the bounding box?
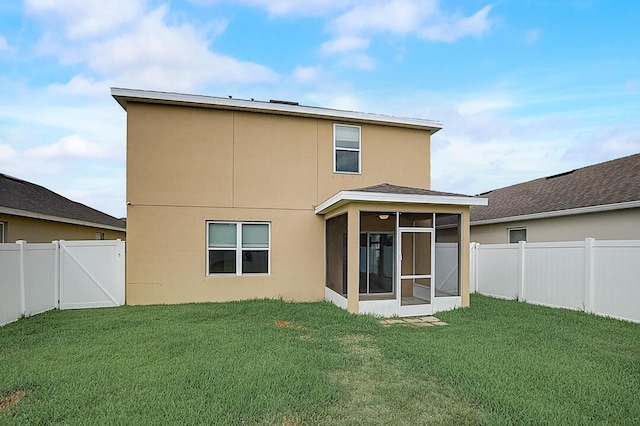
[315,183,488,215]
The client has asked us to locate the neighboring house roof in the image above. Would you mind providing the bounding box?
[111,87,443,133]
[470,153,640,225]
[0,173,126,231]
[315,183,488,215]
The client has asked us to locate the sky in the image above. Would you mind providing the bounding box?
[0,0,639,219]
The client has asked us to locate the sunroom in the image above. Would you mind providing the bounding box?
[318,184,487,317]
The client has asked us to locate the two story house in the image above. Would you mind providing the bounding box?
[112,88,486,317]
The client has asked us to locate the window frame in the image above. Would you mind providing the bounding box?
[0,222,4,243]
[206,221,271,276]
[333,123,361,174]
[508,227,527,244]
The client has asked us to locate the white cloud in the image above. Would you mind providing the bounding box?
[0,36,8,51]
[326,1,491,41]
[292,66,320,83]
[25,0,147,39]
[46,75,109,98]
[418,5,492,42]
[189,0,354,17]
[82,6,277,91]
[25,134,107,160]
[0,144,18,162]
[329,0,432,36]
[563,127,640,164]
[321,36,370,54]
[317,1,492,60]
[28,2,277,92]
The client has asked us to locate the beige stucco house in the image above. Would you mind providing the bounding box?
[470,153,640,244]
[112,88,486,317]
[0,173,126,243]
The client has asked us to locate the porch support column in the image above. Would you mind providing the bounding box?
[460,209,471,307]
[346,206,360,314]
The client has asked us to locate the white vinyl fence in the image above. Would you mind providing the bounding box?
[470,239,640,323]
[0,240,125,326]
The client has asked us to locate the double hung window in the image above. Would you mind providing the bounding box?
[207,222,270,275]
[334,124,361,174]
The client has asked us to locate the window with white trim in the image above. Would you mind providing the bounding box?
[0,222,4,243]
[334,124,361,174]
[508,227,527,243]
[207,222,270,275]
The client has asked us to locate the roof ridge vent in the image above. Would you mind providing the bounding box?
[545,169,576,180]
[269,99,299,106]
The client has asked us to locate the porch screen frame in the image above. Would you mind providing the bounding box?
[396,212,436,308]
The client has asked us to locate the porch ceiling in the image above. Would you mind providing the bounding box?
[315,183,488,215]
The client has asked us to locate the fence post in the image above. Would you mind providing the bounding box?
[518,241,526,301]
[584,238,595,313]
[469,243,476,293]
[16,240,27,317]
[52,241,60,308]
[58,240,65,310]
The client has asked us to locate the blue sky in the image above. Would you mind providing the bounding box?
[0,0,639,218]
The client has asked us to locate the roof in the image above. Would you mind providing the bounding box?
[111,88,442,133]
[315,183,487,215]
[0,173,126,231]
[470,153,640,225]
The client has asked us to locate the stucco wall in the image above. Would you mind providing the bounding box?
[126,102,434,305]
[470,207,640,244]
[126,205,324,305]
[0,214,125,243]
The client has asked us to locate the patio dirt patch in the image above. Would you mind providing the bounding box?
[379,316,448,327]
[0,389,26,412]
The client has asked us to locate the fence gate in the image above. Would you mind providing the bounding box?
[59,240,125,310]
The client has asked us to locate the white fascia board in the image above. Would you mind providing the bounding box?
[315,190,488,215]
[0,206,126,232]
[111,87,443,132]
[470,200,640,226]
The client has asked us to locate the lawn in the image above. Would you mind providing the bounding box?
[1,294,638,425]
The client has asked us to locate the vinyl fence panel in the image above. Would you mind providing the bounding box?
[476,244,519,299]
[472,239,640,323]
[1,240,125,326]
[0,244,22,326]
[591,240,640,322]
[523,242,585,310]
[59,240,125,310]
[23,243,58,316]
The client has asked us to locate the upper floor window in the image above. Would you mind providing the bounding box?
[508,228,527,243]
[207,221,270,275]
[334,124,361,174]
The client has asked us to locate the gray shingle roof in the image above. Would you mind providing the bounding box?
[353,183,479,199]
[0,173,126,230]
[470,153,640,223]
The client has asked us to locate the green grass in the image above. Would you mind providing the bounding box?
[1,295,638,425]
